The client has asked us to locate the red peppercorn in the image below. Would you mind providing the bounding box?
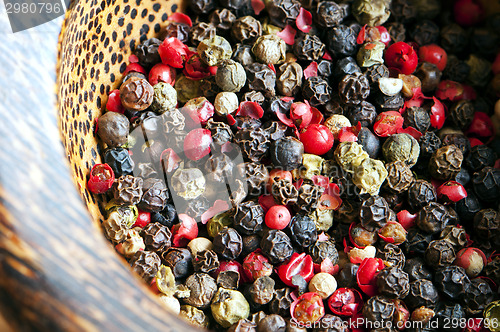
[437,181,468,204]
[124,63,147,76]
[183,53,212,80]
[291,292,325,325]
[160,148,182,174]
[493,53,500,75]
[182,98,215,127]
[454,0,484,27]
[466,111,494,139]
[396,210,417,230]
[88,164,115,194]
[327,287,364,316]
[265,205,291,230]
[376,26,391,46]
[106,90,125,114]
[171,214,198,247]
[373,111,404,137]
[277,252,314,287]
[149,63,176,86]
[267,169,293,192]
[454,247,487,277]
[242,249,274,281]
[235,101,264,119]
[385,42,419,75]
[134,210,151,228]
[290,102,313,130]
[217,260,251,283]
[183,128,212,161]
[300,124,334,155]
[356,257,385,297]
[158,37,190,69]
[429,97,446,130]
[418,44,448,71]
[258,194,279,213]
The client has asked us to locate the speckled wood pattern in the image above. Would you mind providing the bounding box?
[57,0,185,225]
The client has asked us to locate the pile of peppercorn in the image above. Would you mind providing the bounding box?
[87,0,500,330]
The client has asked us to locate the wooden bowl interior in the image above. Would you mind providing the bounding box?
[57,0,185,225]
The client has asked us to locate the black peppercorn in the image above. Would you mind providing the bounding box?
[256,314,285,332]
[449,100,475,129]
[463,278,495,315]
[308,240,339,265]
[243,91,266,105]
[232,44,255,67]
[359,195,390,232]
[443,55,470,82]
[272,178,299,205]
[403,258,433,282]
[314,1,347,27]
[357,127,381,159]
[440,23,467,54]
[104,147,134,177]
[484,256,500,286]
[130,250,161,283]
[263,121,287,141]
[434,266,470,300]
[440,132,470,156]
[407,180,437,210]
[386,22,406,43]
[246,62,276,97]
[326,25,357,58]
[416,202,458,234]
[363,296,396,324]
[113,175,143,205]
[209,9,236,32]
[376,267,410,298]
[405,279,439,309]
[419,131,442,159]
[439,225,467,249]
[373,92,405,111]
[346,101,377,128]
[213,227,243,261]
[473,208,499,243]
[377,243,406,270]
[98,112,130,148]
[189,0,215,14]
[228,319,257,332]
[234,127,270,162]
[433,302,465,332]
[232,16,262,44]
[410,20,439,45]
[296,181,324,213]
[404,228,433,256]
[276,62,303,97]
[385,161,414,193]
[425,239,456,268]
[288,214,318,248]
[260,229,293,264]
[234,200,265,235]
[120,77,154,112]
[269,288,294,317]
[135,38,161,69]
[472,167,500,203]
[270,137,304,171]
[237,162,268,197]
[162,247,193,279]
[338,72,370,106]
[266,0,301,27]
[249,276,275,306]
[333,57,362,82]
[455,193,481,226]
[184,272,217,309]
[336,263,359,288]
[302,76,331,107]
[317,60,334,78]
[140,222,171,253]
[190,22,217,46]
[164,22,190,43]
[138,178,169,212]
[193,249,219,274]
[293,34,325,61]
[466,145,496,172]
[403,106,431,133]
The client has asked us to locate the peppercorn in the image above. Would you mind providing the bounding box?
[181,197,210,221]
[287,214,317,248]
[270,137,304,171]
[260,229,293,264]
[243,91,266,106]
[183,272,217,309]
[246,62,276,97]
[359,195,390,232]
[327,25,358,58]
[467,145,496,172]
[215,59,247,93]
[357,41,386,68]
[276,62,303,97]
[212,288,250,328]
[434,265,470,301]
[334,263,358,289]
[384,161,414,194]
[138,178,168,212]
[425,239,456,268]
[120,77,154,111]
[373,91,405,111]
[386,22,406,43]
[103,148,134,177]
[102,213,129,244]
[301,76,331,107]
[266,0,301,27]
[473,208,500,243]
[439,225,467,249]
[404,228,433,256]
[433,303,465,332]
[171,166,205,200]
[162,247,192,279]
[379,221,407,245]
[463,278,495,315]
[140,222,171,253]
[196,36,232,67]
[256,314,285,332]
[416,202,458,235]
[208,8,236,32]
[130,250,161,283]
[405,279,439,310]
[263,121,287,142]
[338,72,371,106]
[376,267,410,298]
[235,127,270,162]
[117,229,145,258]
[382,133,420,168]
[231,16,262,44]
[296,181,324,213]
[345,101,377,127]
[363,296,395,324]
[334,141,369,174]
[191,249,218,274]
[357,127,381,159]
[406,180,436,210]
[377,243,406,269]
[403,107,430,134]
[313,1,346,27]
[97,112,130,148]
[212,227,243,261]
[112,175,143,205]
[267,288,293,317]
[188,237,213,257]
[180,304,209,328]
[232,44,255,67]
[252,34,286,65]
[364,64,389,87]
[428,145,463,181]
[403,258,433,282]
[292,34,325,61]
[472,167,500,203]
[233,201,265,235]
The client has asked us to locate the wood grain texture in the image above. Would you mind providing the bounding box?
[0,0,200,331]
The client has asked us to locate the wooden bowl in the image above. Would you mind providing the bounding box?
[0,0,199,330]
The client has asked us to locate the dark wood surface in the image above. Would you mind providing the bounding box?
[0,3,198,332]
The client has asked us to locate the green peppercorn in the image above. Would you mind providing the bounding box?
[214,92,239,116]
[352,157,388,196]
[352,0,391,26]
[175,74,201,103]
[211,288,250,328]
[357,41,386,67]
[215,59,247,92]
[308,209,334,232]
[180,305,210,328]
[301,154,324,180]
[382,133,420,168]
[252,34,286,65]
[150,82,177,114]
[207,210,234,238]
[197,36,233,66]
[171,165,206,199]
[105,202,138,228]
[466,54,492,88]
[334,141,369,173]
